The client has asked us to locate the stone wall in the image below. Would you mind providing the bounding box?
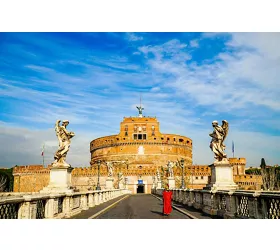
[13,160,259,193]
[13,165,51,192]
[234,174,263,190]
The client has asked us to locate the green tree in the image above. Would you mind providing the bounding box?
[260,158,279,191]
[260,158,266,169]
[0,168,14,192]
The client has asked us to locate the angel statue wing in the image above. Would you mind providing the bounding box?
[54,120,63,146]
[221,120,229,145]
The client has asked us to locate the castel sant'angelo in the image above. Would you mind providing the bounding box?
[12,104,263,194]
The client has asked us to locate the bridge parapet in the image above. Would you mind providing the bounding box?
[152,188,280,219]
[0,189,131,219]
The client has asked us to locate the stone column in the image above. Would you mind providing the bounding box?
[45,198,55,219]
[188,190,195,207]
[63,195,72,218]
[157,181,162,189]
[106,178,114,190]
[182,190,187,205]
[99,192,103,204]
[81,194,88,210]
[224,191,237,219]
[88,193,94,207]
[18,198,32,219]
[205,159,238,191]
[40,166,74,194]
[167,177,175,189]
[94,192,99,206]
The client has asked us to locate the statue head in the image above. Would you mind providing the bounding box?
[62,120,69,127]
[212,120,218,127]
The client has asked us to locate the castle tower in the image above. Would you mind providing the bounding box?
[90,107,193,194]
[229,158,246,175]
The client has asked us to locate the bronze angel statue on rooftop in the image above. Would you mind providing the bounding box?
[209,120,229,162]
[52,120,75,168]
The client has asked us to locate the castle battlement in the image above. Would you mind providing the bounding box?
[13,165,52,174]
[229,158,246,165]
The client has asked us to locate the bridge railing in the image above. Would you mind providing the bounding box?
[152,188,280,219]
[0,189,130,219]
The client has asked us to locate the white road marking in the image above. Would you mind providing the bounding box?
[88,195,130,219]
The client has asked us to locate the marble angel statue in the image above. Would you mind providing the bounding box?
[167,161,175,178]
[209,120,229,162]
[52,120,75,167]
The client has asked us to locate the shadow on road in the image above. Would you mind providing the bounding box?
[150,210,164,216]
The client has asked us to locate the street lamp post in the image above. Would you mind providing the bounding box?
[191,166,194,189]
[180,158,185,189]
[161,166,165,188]
[117,172,120,189]
[96,160,101,190]
[124,177,128,189]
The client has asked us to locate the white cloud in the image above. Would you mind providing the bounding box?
[150,87,160,92]
[0,122,98,168]
[1,33,279,169]
[126,33,143,41]
[137,33,280,113]
[190,39,199,48]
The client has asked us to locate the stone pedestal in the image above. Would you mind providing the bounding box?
[205,159,238,191]
[167,177,176,189]
[156,181,162,189]
[106,178,114,190]
[40,165,74,194]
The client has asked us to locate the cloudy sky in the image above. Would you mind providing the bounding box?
[0,32,279,168]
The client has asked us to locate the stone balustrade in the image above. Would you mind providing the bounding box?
[152,188,280,219]
[0,189,130,219]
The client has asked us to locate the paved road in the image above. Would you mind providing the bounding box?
[96,194,190,219]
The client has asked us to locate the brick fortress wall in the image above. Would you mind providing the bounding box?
[13,165,51,192]
[13,158,261,192]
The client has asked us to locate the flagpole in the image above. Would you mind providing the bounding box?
[42,143,45,168]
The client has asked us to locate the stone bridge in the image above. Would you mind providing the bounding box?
[1,188,279,219]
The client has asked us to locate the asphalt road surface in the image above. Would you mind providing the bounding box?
[96,194,190,219]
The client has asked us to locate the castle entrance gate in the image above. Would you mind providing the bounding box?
[137,184,145,193]
[137,179,145,193]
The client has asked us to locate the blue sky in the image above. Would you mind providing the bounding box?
[0,32,279,168]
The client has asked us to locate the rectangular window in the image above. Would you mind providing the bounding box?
[138,134,142,140]
[133,134,137,140]
[143,134,146,140]
[201,176,203,179]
